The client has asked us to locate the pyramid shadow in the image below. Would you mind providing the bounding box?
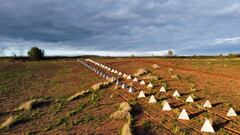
[189,110,206,119]
[236,111,240,115]
[181,92,191,96]
[172,103,185,109]
[154,84,161,87]
[157,97,168,102]
[131,103,143,116]
[166,88,175,92]
[212,102,223,108]
[194,97,205,102]
[213,120,230,132]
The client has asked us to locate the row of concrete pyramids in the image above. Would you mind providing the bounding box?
[84,59,238,133]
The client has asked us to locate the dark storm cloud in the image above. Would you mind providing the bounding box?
[0,0,240,55]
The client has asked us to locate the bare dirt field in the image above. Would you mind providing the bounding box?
[0,58,240,134]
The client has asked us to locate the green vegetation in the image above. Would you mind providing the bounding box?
[68,103,86,117]
[28,47,44,60]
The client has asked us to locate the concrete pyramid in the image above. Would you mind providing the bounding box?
[114,70,118,74]
[173,90,180,97]
[178,109,190,120]
[116,80,120,85]
[133,77,138,82]
[127,75,132,80]
[128,87,134,93]
[118,72,122,75]
[203,100,212,108]
[147,83,153,88]
[200,119,215,133]
[111,69,115,72]
[159,86,166,92]
[162,101,171,111]
[186,95,194,103]
[122,84,127,89]
[123,74,127,78]
[149,95,157,103]
[227,107,237,117]
[138,91,146,98]
[107,68,111,71]
[140,80,145,85]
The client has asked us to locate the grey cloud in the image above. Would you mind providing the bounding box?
[0,0,240,55]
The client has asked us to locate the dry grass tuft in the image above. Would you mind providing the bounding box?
[111,111,130,120]
[119,102,132,112]
[67,89,90,102]
[121,120,132,135]
[91,81,112,91]
[111,102,132,120]
[151,64,160,69]
[142,74,158,80]
[15,98,51,111]
[0,114,27,130]
[171,74,180,80]
[133,68,149,77]
[111,102,132,135]
[0,116,15,130]
[168,68,174,73]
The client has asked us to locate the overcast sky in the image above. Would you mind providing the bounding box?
[0,0,240,56]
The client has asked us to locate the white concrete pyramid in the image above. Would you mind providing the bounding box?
[162,101,171,111]
[116,80,120,85]
[149,95,157,103]
[123,74,127,78]
[128,87,134,93]
[159,86,166,92]
[203,100,212,108]
[138,91,146,98]
[127,75,132,80]
[147,83,153,88]
[200,119,215,133]
[178,109,190,120]
[118,72,122,75]
[111,69,115,72]
[122,84,127,89]
[114,70,118,74]
[133,77,138,82]
[140,80,145,85]
[227,107,237,117]
[186,95,194,103]
[173,90,180,97]
[107,68,111,71]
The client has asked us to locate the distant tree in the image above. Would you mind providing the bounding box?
[167,50,173,56]
[28,47,44,60]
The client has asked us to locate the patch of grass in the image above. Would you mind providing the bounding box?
[0,84,7,93]
[73,114,95,125]
[171,124,180,134]
[56,116,69,126]
[0,113,29,131]
[68,103,87,117]
[180,128,193,135]
[219,128,230,135]
[142,120,152,134]
[73,113,108,126]
[90,89,105,106]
